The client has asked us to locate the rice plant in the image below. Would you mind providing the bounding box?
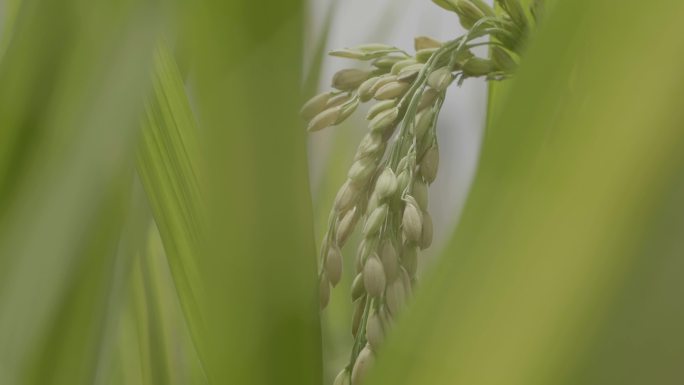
[0,0,683,385]
[304,2,532,382]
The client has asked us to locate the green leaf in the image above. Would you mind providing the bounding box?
[129,225,206,385]
[0,1,158,383]
[189,1,323,384]
[136,43,208,372]
[90,179,153,385]
[0,0,23,57]
[371,1,684,384]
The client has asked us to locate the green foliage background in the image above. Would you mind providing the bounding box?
[0,0,682,385]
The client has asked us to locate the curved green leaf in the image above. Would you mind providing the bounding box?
[0,1,157,383]
[372,1,684,384]
[136,44,207,373]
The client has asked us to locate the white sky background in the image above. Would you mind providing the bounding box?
[306,0,491,257]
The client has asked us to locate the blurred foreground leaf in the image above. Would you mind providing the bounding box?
[0,0,157,383]
[189,1,323,384]
[371,1,684,385]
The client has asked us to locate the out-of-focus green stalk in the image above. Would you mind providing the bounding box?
[130,225,206,385]
[0,0,22,57]
[91,179,151,385]
[0,0,157,383]
[188,1,322,384]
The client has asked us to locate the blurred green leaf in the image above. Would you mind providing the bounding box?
[129,225,206,385]
[303,0,340,98]
[132,230,174,385]
[0,0,22,57]
[90,178,152,385]
[371,1,684,385]
[189,1,322,384]
[0,1,157,383]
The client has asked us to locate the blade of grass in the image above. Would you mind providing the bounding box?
[486,0,536,128]
[370,1,684,384]
[132,224,207,385]
[136,43,207,374]
[133,228,173,385]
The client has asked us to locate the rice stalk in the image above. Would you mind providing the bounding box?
[302,1,535,382]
